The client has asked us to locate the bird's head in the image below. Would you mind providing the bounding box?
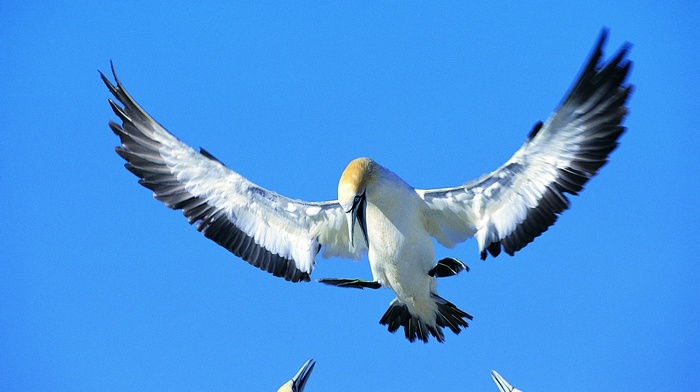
[338,157,376,248]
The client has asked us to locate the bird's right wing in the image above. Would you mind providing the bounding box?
[419,29,632,259]
[102,66,366,282]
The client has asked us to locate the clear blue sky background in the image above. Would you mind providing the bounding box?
[1,2,697,391]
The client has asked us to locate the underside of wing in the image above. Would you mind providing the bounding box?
[420,29,632,260]
[102,65,363,282]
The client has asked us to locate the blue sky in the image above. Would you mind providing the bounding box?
[1,1,698,391]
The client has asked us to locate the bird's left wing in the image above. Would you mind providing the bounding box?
[418,29,632,260]
[102,66,364,282]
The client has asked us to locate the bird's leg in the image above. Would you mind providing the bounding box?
[428,257,469,278]
[317,278,381,290]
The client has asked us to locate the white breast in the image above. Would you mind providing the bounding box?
[364,169,438,318]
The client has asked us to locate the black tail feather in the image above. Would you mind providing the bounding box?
[434,295,472,334]
[379,294,472,343]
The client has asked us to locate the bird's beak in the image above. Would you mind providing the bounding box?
[490,370,515,392]
[291,359,316,392]
[347,190,369,248]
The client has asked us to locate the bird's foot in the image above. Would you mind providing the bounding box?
[317,278,381,290]
[429,257,469,278]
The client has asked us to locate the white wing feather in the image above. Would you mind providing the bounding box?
[419,30,632,259]
[103,67,365,282]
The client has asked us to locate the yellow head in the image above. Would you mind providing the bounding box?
[338,157,376,247]
[337,157,376,209]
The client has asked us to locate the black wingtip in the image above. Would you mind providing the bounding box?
[596,27,610,49]
[491,29,632,262]
[526,121,543,141]
[99,68,113,92]
[595,26,632,55]
[100,60,123,99]
[592,28,633,84]
[199,147,225,165]
[109,60,119,86]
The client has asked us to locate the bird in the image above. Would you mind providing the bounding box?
[102,29,632,343]
[277,359,316,392]
[491,370,523,392]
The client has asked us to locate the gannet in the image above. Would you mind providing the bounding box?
[102,29,632,343]
[277,359,315,392]
[491,370,523,392]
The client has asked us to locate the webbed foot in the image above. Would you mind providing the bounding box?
[429,257,469,278]
[317,278,381,290]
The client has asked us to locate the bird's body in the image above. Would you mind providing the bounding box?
[102,29,632,343]
[335,158,471,341]
[345,160,441,329]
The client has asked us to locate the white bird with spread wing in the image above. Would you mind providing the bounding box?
[103,30,631,343]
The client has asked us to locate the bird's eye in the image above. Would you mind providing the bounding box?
[352,192,365,209]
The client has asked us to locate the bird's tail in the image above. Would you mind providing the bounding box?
[379,294,472,343]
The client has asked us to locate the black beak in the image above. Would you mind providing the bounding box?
[490,370,515,392]
[291,359,316,392]
[349,190,369,248]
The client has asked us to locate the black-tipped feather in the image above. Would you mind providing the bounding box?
[465,29,632,260]
[102,65,312,282]
[379,294,471,343]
